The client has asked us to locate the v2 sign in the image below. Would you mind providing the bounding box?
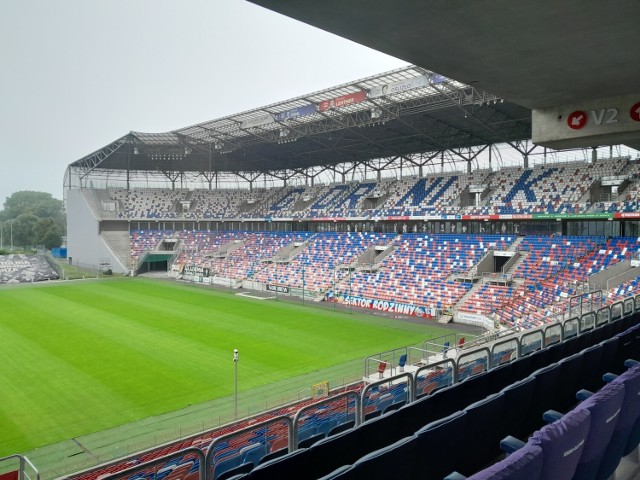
[590,108,618,125]
[532,94,640,149]
[567,108,619,130]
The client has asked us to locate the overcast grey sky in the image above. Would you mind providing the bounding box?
[0,0,407,204]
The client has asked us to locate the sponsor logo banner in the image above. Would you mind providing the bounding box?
[614,212,640,219]
[318,91,367,112]
[456,311,494,329]
[275,104,316,122]
[182,265,210,277]
[241,113,274,129]
[461,214,533,220]
[369,75,429,99]
[531,213,613,220]
[334,294,432,318]
[267,284,290,294]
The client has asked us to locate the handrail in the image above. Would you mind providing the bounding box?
[100,448,205,480]
[0,455,39,480]
[361,371,415,408]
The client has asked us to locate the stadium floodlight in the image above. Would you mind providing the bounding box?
[233,348,239,420]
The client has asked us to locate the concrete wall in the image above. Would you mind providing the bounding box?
[66,189,128,274]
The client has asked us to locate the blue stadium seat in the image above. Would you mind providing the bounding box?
[214,453,244,480]
[459,393,506,475]
[500,377,537,441]
[527,363,562,434]
[240,443,266,467]
[245,448,309,480]
[335,435,417,478]
[413,410,468,478]
[217,462,253,480]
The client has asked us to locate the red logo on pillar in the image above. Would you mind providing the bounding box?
[630,102,640,122]
[567,111,587,130]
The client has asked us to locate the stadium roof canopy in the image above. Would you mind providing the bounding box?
[248,0,639,111]
[249,0,640,151]
[67,65,531,184]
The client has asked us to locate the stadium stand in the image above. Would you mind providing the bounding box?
[252,231,393,293]
[80,157,640,221]
[340,234,513,312]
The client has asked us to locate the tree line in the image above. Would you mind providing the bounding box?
[0,191,65,251]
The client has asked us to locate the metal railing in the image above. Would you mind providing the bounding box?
[0,455,39,480]
[100,448,205,480]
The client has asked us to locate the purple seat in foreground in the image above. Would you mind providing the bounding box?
[445,442,543,480]
[529,407,591,480]
[598,364,640,479]
[572,381,625,480]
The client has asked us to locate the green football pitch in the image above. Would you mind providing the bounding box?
[0,277,459,473]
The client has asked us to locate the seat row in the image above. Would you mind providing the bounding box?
[206,317,640,480]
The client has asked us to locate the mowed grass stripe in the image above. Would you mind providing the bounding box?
[0,278,453,457]
[0,322,135,448]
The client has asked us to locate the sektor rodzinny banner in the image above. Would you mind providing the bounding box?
[333,293,434,318]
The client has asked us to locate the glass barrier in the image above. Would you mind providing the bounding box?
[563,317,580,339]
[544,323,562,347]
[360,372,414,421]
[596,307,611,327]
[520,330,544,356]
[414,359,456,398]
[293,391,360,446]
[101,448,205,480]
[624,298,634,316]
[204,416,291,479]
[457,347,490,381]
[491,338,518,367]
[611,302,623,321]
[580,312,596,333]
